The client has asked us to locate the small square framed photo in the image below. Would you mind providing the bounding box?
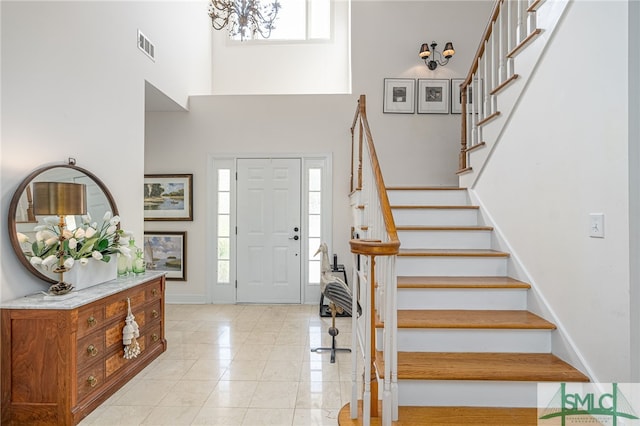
[417,79,449,114]
[144,231,187,281]
[451,78,483,114]
[383,78,415,114]
[144,174,193,221]
[451,78,465,114]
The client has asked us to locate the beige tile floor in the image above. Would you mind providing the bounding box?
[79,304,354,426]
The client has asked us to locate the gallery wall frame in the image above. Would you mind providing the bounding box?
[143,231,187,281]
[451,78,484,114]
[144,174,193,221]
[383,78,416,114]
[417,79,450,114]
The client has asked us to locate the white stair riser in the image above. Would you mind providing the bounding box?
[376,328,551,353]
[398,229,492,250]
[397,289,527,310]
[397,380,537,407]
[393,209,478,226]
[387,190,468,206]
[397,256,507,276]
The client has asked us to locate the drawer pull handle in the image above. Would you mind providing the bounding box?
[151,288,159,297]
[87,344,98,357]
[87,316,97,327]
[87,375,98,388]
[152,310,159,319]
[151,333,159,342]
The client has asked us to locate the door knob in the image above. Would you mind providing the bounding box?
[289,235,299,240]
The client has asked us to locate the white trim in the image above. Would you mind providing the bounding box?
[467,188,596,382]
[166,294,208,304]
[207,153,332,305]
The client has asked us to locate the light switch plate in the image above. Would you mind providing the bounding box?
[589,213,604,238]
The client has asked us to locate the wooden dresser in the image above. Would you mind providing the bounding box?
[1,272,167,425]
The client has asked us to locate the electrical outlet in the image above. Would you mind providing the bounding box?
[589,213,604,238]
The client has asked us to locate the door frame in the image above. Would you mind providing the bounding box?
[207,153,333,304]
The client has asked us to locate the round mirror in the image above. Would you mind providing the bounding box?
[8,163,119,284]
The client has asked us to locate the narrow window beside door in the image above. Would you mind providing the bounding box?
[217,169,231,283]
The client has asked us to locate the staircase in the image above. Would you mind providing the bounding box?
[340,187,588,425]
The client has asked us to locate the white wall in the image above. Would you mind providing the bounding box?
[470,1,631,381]
[145,95,354,302]
[629,0,640,382]
[350,0,492,186]
[1,1,211,301]
[145,1,493,301]
[212,0,351,94]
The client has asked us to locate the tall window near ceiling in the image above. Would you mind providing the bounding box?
[211,0,350,95]
[231,0,331,41]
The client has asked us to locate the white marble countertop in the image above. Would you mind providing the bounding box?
[0,271,166,310]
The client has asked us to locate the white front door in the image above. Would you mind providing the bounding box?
[236,158,302,303]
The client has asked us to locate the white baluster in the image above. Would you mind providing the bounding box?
[351,251,359,420]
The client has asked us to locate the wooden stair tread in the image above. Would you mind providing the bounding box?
[338,401,539,425]
[376,351,589,382]
[397,276,530,289]
[386,186,466,191]
[391,205,478,210]
[399,249,509,257]
[379,310,555,330]
[397,225,493,231]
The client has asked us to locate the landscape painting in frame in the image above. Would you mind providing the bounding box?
[144,231,186,281]
[144,174,192,221]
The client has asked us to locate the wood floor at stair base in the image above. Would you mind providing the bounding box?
[338,401,540,426]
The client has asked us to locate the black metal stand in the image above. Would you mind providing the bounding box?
[311,302,351,363]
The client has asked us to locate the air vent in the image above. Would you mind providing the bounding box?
[137,30,155,61]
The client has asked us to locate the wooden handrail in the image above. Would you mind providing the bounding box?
[349,95,400,256]
[459,0,541,172]
[349,95,400,423]
[462,0,503,87]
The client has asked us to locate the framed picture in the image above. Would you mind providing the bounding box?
[417,79,449,114]
[144,174,193,221]
[451,78,465,114]
[451,78,483,114]
[143,231,187,281]
[383,78,415,114]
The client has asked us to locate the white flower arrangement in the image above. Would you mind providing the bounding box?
[21,211,129,272]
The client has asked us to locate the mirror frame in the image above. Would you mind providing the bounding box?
[8,163,119,284]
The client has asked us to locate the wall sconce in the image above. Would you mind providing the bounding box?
[33,182,87,295]
[419,41,455,70]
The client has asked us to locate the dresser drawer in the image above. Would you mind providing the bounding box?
[105,335,147,378]
[77,363,105,402]
[104,308,146,352]
[146,278,163,301]
[77,304,105,338]
[105,288,146,320]
[146,323,163,353]
[145,299,162,325]
[77,332,105,370]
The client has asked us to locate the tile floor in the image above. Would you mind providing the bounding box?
[79,304,355,426]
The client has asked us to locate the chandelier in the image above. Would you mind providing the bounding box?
[208,0,281,41]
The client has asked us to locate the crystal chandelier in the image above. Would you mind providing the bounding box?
[208,0,281,41]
